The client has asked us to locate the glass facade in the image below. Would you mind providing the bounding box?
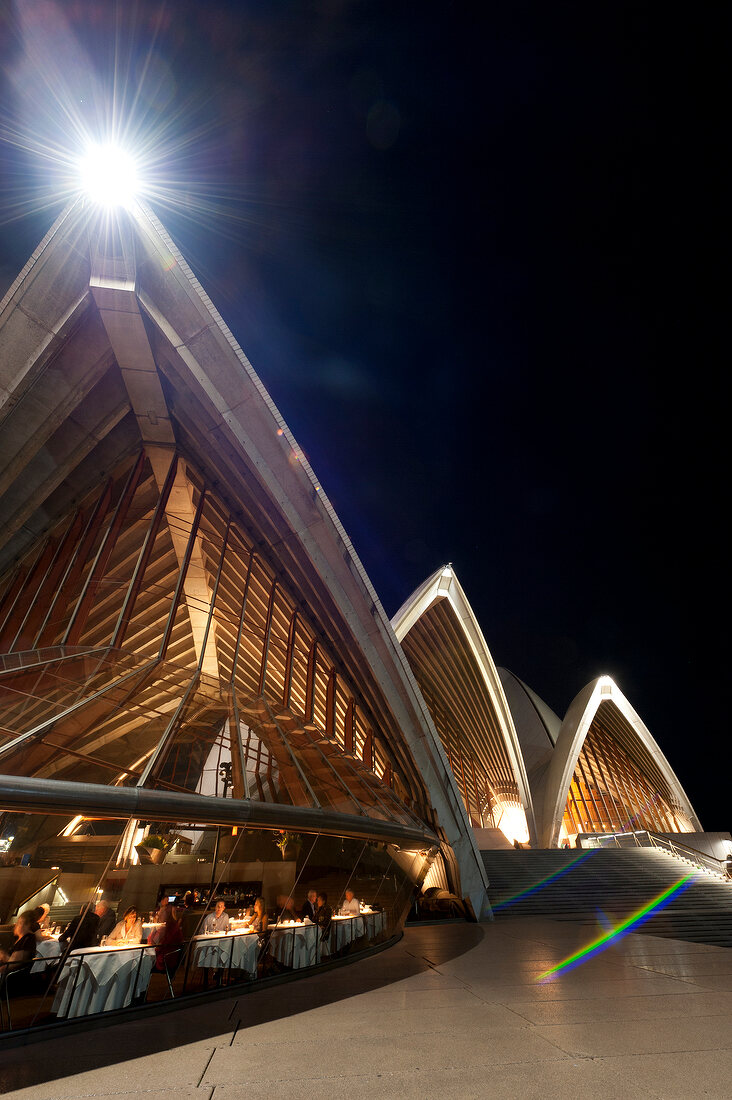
[0,452,425,828]
[0,443,443,1034]
[0,809,432,1032]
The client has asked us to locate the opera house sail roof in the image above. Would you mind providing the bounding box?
[394,564,701,850]
[0,190,703,955]
[0,197,489,916]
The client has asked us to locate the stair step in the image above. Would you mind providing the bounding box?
[483,847,732,949]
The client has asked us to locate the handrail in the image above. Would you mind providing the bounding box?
[582,829,730,879]
[10,874,58,920]
[642,831,727,877]
[1,909,392,1033]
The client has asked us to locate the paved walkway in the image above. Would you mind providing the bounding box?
[1,918,730,1099]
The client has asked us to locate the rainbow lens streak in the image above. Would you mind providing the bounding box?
[536,872,696,982]
[492,850,594,911]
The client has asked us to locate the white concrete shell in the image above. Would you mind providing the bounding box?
[392,565,538,845]
[540,676,702,847]
[0,198,490,915]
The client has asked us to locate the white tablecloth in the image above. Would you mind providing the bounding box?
[52,945,155,1018]
[362,910,386,940]
[269,921,318,969]
[192,931,258,978]
[331,914,364,951]
[31,937,62,973]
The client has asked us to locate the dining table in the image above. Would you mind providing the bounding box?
[52,943,155,1018]
[361,909,386,940]
[141,921,164,943]
[268,919,318,969]
[31,934,62,974]
[191,929,258,978]
[330,914,365,952]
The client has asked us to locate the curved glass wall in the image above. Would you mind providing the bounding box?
[0,450,427,825]
[0,444,444,1036]
[0,808,434,1035]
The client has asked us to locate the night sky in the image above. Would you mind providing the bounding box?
[0,3,725,828]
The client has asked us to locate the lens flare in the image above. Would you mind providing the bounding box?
[495,803,529,845]
[492,850,594,912]
[536,872,696,982]
[78,144,139,207]
[0,4,252,235]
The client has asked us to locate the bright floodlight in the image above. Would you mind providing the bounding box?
[79,143,139,207]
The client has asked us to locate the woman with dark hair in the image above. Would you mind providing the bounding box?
[314,892,333,957]
[245,896,269,934]
[315,892,332,933]
[108,906,143,944]
[0,911,37,995]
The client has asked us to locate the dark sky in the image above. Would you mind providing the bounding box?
[0,2,726,828]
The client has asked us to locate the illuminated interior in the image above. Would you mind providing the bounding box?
[393,566,534,844]
[560,703,694,843]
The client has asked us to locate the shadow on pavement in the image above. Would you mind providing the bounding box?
[0,924,484,1095]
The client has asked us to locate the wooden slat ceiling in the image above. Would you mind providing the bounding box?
[401,596,520,803]
[590,700,683,816]
[0,448,425,833]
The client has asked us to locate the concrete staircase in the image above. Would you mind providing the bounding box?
[482,847,732,947]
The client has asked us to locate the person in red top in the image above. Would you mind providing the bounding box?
[149,914,183,973]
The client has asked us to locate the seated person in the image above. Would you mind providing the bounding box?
[28,905,45,941]
[23,907,41,935]
[314,892,332,937]
[36,903,52,934]
[108,905,143,944]
[59,904,100,949]
[300,889,317,922]
[202,898,230,934]
[245,896,268,934]
[149,914,183,973]
[276,895,299,923]
[0,911,37,994]
[155,897,176,923]
[339,888,361,916]
[95,901,117,942]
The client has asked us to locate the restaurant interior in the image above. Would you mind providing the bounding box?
[0,811,433,1032]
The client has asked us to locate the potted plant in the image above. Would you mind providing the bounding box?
[135,833,171,865]
[274,831,301,861]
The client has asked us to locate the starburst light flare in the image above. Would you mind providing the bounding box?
[78,143,139,208]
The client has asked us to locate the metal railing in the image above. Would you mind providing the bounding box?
[9,874,58,921]
[0,909,392,1035]
[582,830,731,880]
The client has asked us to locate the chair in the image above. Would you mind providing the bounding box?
[0,960,35,1031]
[317,919,332,960]
[162,945,184,999]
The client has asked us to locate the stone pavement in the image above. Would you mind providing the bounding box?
[1,917,730,1099]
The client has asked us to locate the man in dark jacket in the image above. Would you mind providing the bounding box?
[300,889,317,922]
[59,904,100,949]
[94,902,117,942]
